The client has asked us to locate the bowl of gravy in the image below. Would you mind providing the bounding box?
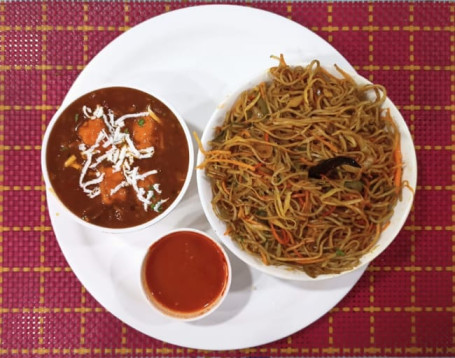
[41,86,193,233]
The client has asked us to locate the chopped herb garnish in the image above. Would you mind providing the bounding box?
[150,202,164,212]
[60,145,69,152]
[138,118,145,127]
[336,249,345,257]
[124,128,129,134]
[75,113,79,122]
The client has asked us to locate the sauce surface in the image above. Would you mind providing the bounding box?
[142,231,229,316]
[46,87,189,228]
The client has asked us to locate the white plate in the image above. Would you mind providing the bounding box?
[45,5,366,350]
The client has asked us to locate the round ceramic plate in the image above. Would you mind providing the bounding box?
[45,5,366,350]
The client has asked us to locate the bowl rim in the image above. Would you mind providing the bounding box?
[140,227,232,321]
[196,63,418,281]
[41,85,194,234]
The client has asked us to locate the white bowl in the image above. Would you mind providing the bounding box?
[196,65,417,281]
[42,86,194,234]
[140,228,232,321]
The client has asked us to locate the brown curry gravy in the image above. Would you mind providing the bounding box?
[46,87,189,228]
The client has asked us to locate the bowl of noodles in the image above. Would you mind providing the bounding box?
[196,57,417,280]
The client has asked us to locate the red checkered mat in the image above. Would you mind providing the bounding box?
[1,1,454,356]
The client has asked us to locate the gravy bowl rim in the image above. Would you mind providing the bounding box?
[41,85,194,234]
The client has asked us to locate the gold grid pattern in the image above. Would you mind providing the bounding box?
[0,0,5,351]
[0,0,453,356]
[450,0,455,350]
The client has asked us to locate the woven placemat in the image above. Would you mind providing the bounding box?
[1,1,453,356]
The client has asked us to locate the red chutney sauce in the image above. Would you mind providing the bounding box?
[142,231,229,317]
[46,87,189,229]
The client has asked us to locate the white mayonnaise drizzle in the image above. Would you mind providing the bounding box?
[78,105,167,211]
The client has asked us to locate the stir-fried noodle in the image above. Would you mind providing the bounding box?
[198,57,403,277]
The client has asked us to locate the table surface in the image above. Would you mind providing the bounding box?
[1,1,454,357]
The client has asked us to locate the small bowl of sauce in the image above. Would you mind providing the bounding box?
[141,228,231,321]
